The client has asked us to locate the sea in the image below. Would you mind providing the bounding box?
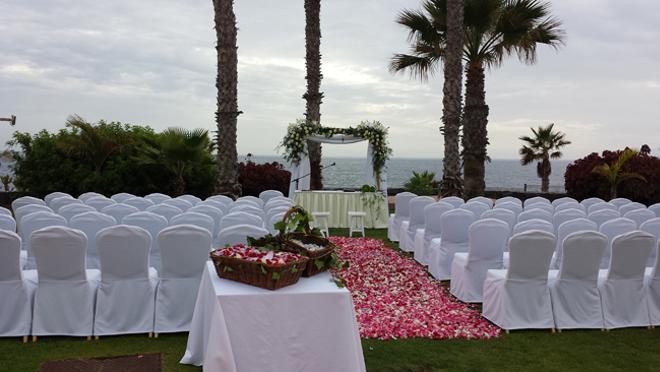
[248,155,570,192]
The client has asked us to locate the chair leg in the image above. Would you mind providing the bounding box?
[557,328,562,333]
[86,336,92,341]
[22,336,28,343]
[505,329,510,334]
[154,333,159,339]
[149,332,153,338]
[94,336,99,340]
[31,336,37,343]
[551,328,556,333]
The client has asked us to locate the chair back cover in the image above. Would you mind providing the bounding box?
[517,208,552,224]
[619,202,646,216]
[15,204,53,225]
[467,196,493,207]
[467,219,509,265]
[440,209,476,245]
[588,202,617,214]
[199,199,230,214]
[220,211,263,231]
[78,192,104,202]
[231,199,260,210]
[588,209,621,227]
[524,196,550,207]
[264,199,294,213]
[480,208,516,231]
[553,209,587,231]
[524,202,554,214]
[145,193,171,204]
[31,226,88,281]
[393,192,416,219]
[44,192,72,205]
[110,192,135,203]
[96,225,151,281]
[259,190,284,204]
[0,230,22,281]
[207,195,234,206]
[408,196,435,228]
[493,201,522,218]
[84,196,117,211]
[440,196,464,208]
[640,217,660,267]
[216,224,269,246]
[513,219,554,235]
[555,218,598,266]
[69,211,117,269]
[176,194,202,206]
[423,202,454,241]
[623,208,655,227]
[460,202,491,218]
[551,196,578,207]
[558,230,607,281]
[123,197,156,211]
[162,198,193,212]
[266,207,290,227]
[237,195,264,208]
[12,196,46,211]
[507,230,555,280]
[229,204,266,221]
[49,196,84,213]
[122,211,169,269]
[158,225,212,279]
[58,204,96,222]
[188,205,223,237]
[649,203,660,217]
[101,203,140,224]
[599,217,637,268]
[607,231,654,280]
[21,212,67,260]
[495,196,522,206]
[170,212,215,236]
[0,206,11,216]
[554,202,585,213]
[0,215,16,232]
[609,197,632,208]
[268,212,286,235]
[146,204,183,221]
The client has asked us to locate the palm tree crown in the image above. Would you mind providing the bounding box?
[519,123,570,192]
[592,148,647,199]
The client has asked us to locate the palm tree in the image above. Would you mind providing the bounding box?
[213,0,242,198]
[391,0,564,198]
[304,0,324,190]
[58,115,123,173]
[519,123,570,192]
[592,148,646,199]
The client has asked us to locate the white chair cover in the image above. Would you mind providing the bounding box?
[15,204,53,226]
[58,203,96,222]
[207,195,233,206]
[551,197,578,207]
[170,212,215,238]
[552,218,598,269]
[200,199,230,214]
[623,208,655,227]
[0,215,16,232]
[84,196,117,211]
[598,231,654,329]
[619,202,646,216]
[259,190,284,204]
[387,192,416,242]
[439,196,464,208]
[31,226,99,336]
[101,203,140,223]
[216,224,269,246]
[12,196,46,211]
[44,192,72,205]
[162,198,193,212]
[237,196,264,208]
[599,218,637,269]
[649,203,660,218]
[155,225,213,333]
[122,211,169,271]
[467,196,493,207]
[513,219,554,235]
[123,197,156,211]
[495,196,522,206]
[640,218,660,267]
[232,199,261,210]
[580,197,605,210]
[21,211,67,269]
[94,225,157,335]
[609,197,632,207]
[428,209,476,280]
[78,192,104,202]
[517,208,553,224]
[266,206,290,225]
[480,209,516,232]
[188,205,224,242]
[460,202,491,219]
[493,201,522,218]
[145,193,172,204]
[110,192,135,203]
[554,202,585,213]
[645,240,660,325]
[147,204,183,221]
[553,209,587,233]
[588,202,617,214]
[588,209,621,228]
[450,219,509,303]
[401,196,435,252]
[219,212,264,231]
[264,199,294,214]
[266,196,294,205]
[49,196,83,213]
[482,230,555,330]
[524,196,550,207]
[268,212,287,235]
[548,231,607,329]
[0,230,34,337]
[229,204,266,222]
[177,194,202,206]
[414,202,453,265]
[524,202,554,214]
[69,211,117,270]
[0,206,11,217]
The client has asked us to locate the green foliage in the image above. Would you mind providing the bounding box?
[7,116,217,198]
[592,148,647,199]
[404,171,437,196]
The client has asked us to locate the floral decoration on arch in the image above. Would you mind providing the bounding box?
[280,119,393,184]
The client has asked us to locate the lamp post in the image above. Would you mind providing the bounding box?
[0,115,16,126]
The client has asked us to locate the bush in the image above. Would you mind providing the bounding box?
[238,161,291,197]
[564,150,660,204]
[404,170,437,196]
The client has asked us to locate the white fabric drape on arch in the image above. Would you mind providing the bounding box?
[288,134,387,198]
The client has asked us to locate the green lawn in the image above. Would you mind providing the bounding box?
[1,229,658,371]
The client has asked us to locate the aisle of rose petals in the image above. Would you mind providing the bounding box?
[329,237,500,340]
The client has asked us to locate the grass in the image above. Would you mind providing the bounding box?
[1,229,658,371]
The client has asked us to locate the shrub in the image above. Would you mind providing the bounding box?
[404,170,437,196]
[564,150,660,204]
[238,161,291,197]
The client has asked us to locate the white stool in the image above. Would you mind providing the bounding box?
[311,212,330,238]
[348,211,366,237]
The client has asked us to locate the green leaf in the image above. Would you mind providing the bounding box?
[314,259,325,270]
[223,266,234,273]
[260,265,267,275]
[291,265,298,273]
[271,272,281,281]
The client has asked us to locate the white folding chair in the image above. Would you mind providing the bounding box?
[494,201,523,219]
[387,192,416,242]
[170,212,215,238]
[231,199,260,210]
[512,219,554,235]
[266,206,290,226]
[588,202,618,214]
[199,199,230,214]
[206,195,233,207]
[0,215,16,232]
[588,209,621,228]
[188,205,224,242]
[480,209,516,233]
[482,230,555,331]
[216,224,269,246]
[31,226,99,338]
[259,190,284,204]
[609,198,632,208]
[460,202,491,219]
[439,196,464,208]
[599,218,637,269]
[548,231,607,330]
[517,208,553,224]
[400,196,435,252]
[69,211,117,269]
[495,196,522,207]
[619,202,646,216]
[237,196,264,208]
[553,208,587,233]
[44,192,72,206]
[58,203,96,222]
[554,202,585,213]
[0,231,34,339]
[0,206,12,217]
[15,204,53,227]
[110,192,135,203]
[524,196,550,207]
[101,203,139,224]
[624,209,655,228]
[84,196,117,211]
[640,218,660,267]
[12,196,46,211]
[21,211,67,269]
[146,204,183,222]
[467,196,493,207]
[649,203,660,218]
[428,209,476,280]
[450,219,509,303]
[145,193,171,204]
[413,202,453,265]
[162,198,193,212]
[551,197,578,208]
[229,204,266,222]
[155,225,212,334]
[123,197,156,211]
[645,240,660,326]
[552,218,598,269]
[78,192,104,202]
[219,211,263,231]
[49,196,83,213]
[264,199,294,215]
[94,225,157,336]
[524,202,554,214]
[122,211,169,271]
[177,194,202,206]
[268,212,286,235]
[598,231,654,329]
[580,197,605,211]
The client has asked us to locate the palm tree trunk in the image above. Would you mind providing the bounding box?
[304,0,324,190]
[440,0,464,197]
[213,0,242,198]
[462,63,489,199]
[540,158,551,193]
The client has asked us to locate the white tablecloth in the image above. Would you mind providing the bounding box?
[180,262,366,372]
[294,191,388,229]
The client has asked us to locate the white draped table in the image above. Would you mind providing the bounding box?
[180,262,366,372]
[294,191,388,229]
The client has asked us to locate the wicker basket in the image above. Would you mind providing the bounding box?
[210,252,308,290]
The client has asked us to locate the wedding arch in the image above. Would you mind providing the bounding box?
[281,119,392,197]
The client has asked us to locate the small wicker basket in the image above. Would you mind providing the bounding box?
[279,207,336,277]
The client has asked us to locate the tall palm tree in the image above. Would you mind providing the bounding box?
[592,148,646,199]
[304,0,324,190]
[519,123,570,192]
[391,0,564,198]
[213,0,242,198]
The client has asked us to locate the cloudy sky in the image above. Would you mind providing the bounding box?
[1,0,659,160]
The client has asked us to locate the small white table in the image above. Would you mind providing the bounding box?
[180,262,366,372]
